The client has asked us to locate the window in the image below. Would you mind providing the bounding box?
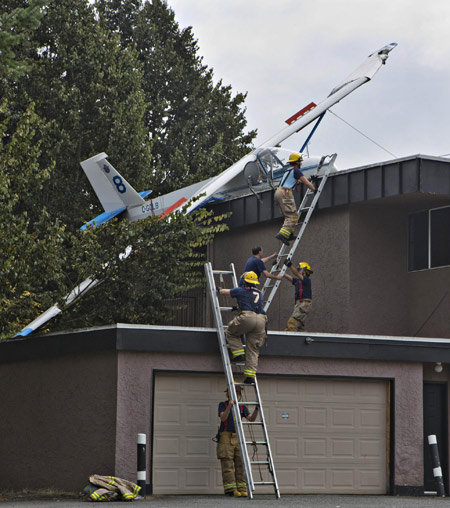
[408,206,450,271]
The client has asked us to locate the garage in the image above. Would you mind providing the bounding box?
[152,372,388,495]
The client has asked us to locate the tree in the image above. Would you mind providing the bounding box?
[0,0,48,80]
[96,0,257,194]
[0,101,68,337]
[0,0,248,336]
[1,0,152,230]
[52,206,228,331]
[0,101,228,338]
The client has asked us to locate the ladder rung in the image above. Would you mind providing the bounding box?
[212,270,233,275]
[243,421,263,425]
[251,461,270,465]
[242,402,259,405]
[219,307,234,311]
[254,482,276,486]
[246,441,267,445]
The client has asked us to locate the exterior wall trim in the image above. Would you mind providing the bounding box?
[3,325,450,364]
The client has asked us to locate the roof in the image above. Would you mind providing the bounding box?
[207,154,450,228]
[2,324,450,365]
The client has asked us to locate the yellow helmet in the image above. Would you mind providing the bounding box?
[299,262,313,274]
[288,152,303,163]
[243,271,260,285]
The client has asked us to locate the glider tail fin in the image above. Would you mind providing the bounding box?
[80,153,146,213]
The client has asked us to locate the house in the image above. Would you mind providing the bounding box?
[0,155,449,496]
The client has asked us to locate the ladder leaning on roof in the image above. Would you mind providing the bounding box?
[204,262,280,499]
[261,154,337,312]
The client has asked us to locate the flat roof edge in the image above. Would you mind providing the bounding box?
[1,325,450,365]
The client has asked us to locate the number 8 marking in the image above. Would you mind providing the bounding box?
[113,176,126,194]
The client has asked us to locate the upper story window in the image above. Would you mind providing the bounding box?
[408,206,450,271]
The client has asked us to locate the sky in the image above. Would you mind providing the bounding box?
[166,0,450,170]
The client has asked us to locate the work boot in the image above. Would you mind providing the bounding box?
[244,377,255,385]
[285,317,298,331]
[239,491,248,497]
[289,232,296,241]
[231,354,245,364]
[225,490,241,497]
[275,233,290,246]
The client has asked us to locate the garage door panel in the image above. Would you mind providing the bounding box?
[186,437,211,457]
[304,438,326,458]
[360,438,384,458]
[153,373,387,494]
[275,406,300,426]
[275,437,299,458]
[155,404,181,425]
[360,408,385,428]
[154,436,180,456]
[186,405,214,425]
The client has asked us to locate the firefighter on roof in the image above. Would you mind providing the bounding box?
[283,260,313,331]
[275,152,316,246]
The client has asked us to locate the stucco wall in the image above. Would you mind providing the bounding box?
[408,266,450,338]
[114,350,424,492]
[349,201,409,335]
[349,196,450,338]
[208,207,350,333]
[0,352,118,491]
[209,192,450,338]
[0,344,434,493]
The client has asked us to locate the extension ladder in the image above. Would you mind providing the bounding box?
[261,154,337,312]
[204,262,280,499]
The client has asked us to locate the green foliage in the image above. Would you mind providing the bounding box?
[0,101,66,337]
[53,206,229,331]
[0,0,48,80]
[1,0,152,229]
[0,104,229,337]
[0,0,251,336]
[96,0,257,194]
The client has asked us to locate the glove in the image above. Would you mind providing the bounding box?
[216,286,221,294]
[310,175,320,186]
[284,259,292,267]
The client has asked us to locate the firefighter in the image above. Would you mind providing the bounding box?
[217,384,258,497]
[218,271,267,384]
[242,246,282,283]
[275,152,316,245]
[284,260,313,331]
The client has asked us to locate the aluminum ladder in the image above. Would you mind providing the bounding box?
[204,262,281,499]
[261,154,337,312]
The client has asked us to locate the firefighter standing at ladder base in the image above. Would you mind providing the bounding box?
[218,271,267,384]
[283,261,313,331]
[217,385,258,497]
[275,152,316,246]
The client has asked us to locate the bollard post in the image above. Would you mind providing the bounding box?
[427,434,446,497]
[137,433,146,498]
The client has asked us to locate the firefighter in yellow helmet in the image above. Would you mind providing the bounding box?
[283,260,313,331]
[216,384,258,497]
[275,152,316,245]
[218,271,267,384]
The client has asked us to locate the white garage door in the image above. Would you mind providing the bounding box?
[153,372,388,494]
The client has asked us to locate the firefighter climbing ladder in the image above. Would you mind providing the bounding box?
[261,154,337,312]
[204,262,280,499]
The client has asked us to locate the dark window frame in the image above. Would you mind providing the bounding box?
[408,205,450,272]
